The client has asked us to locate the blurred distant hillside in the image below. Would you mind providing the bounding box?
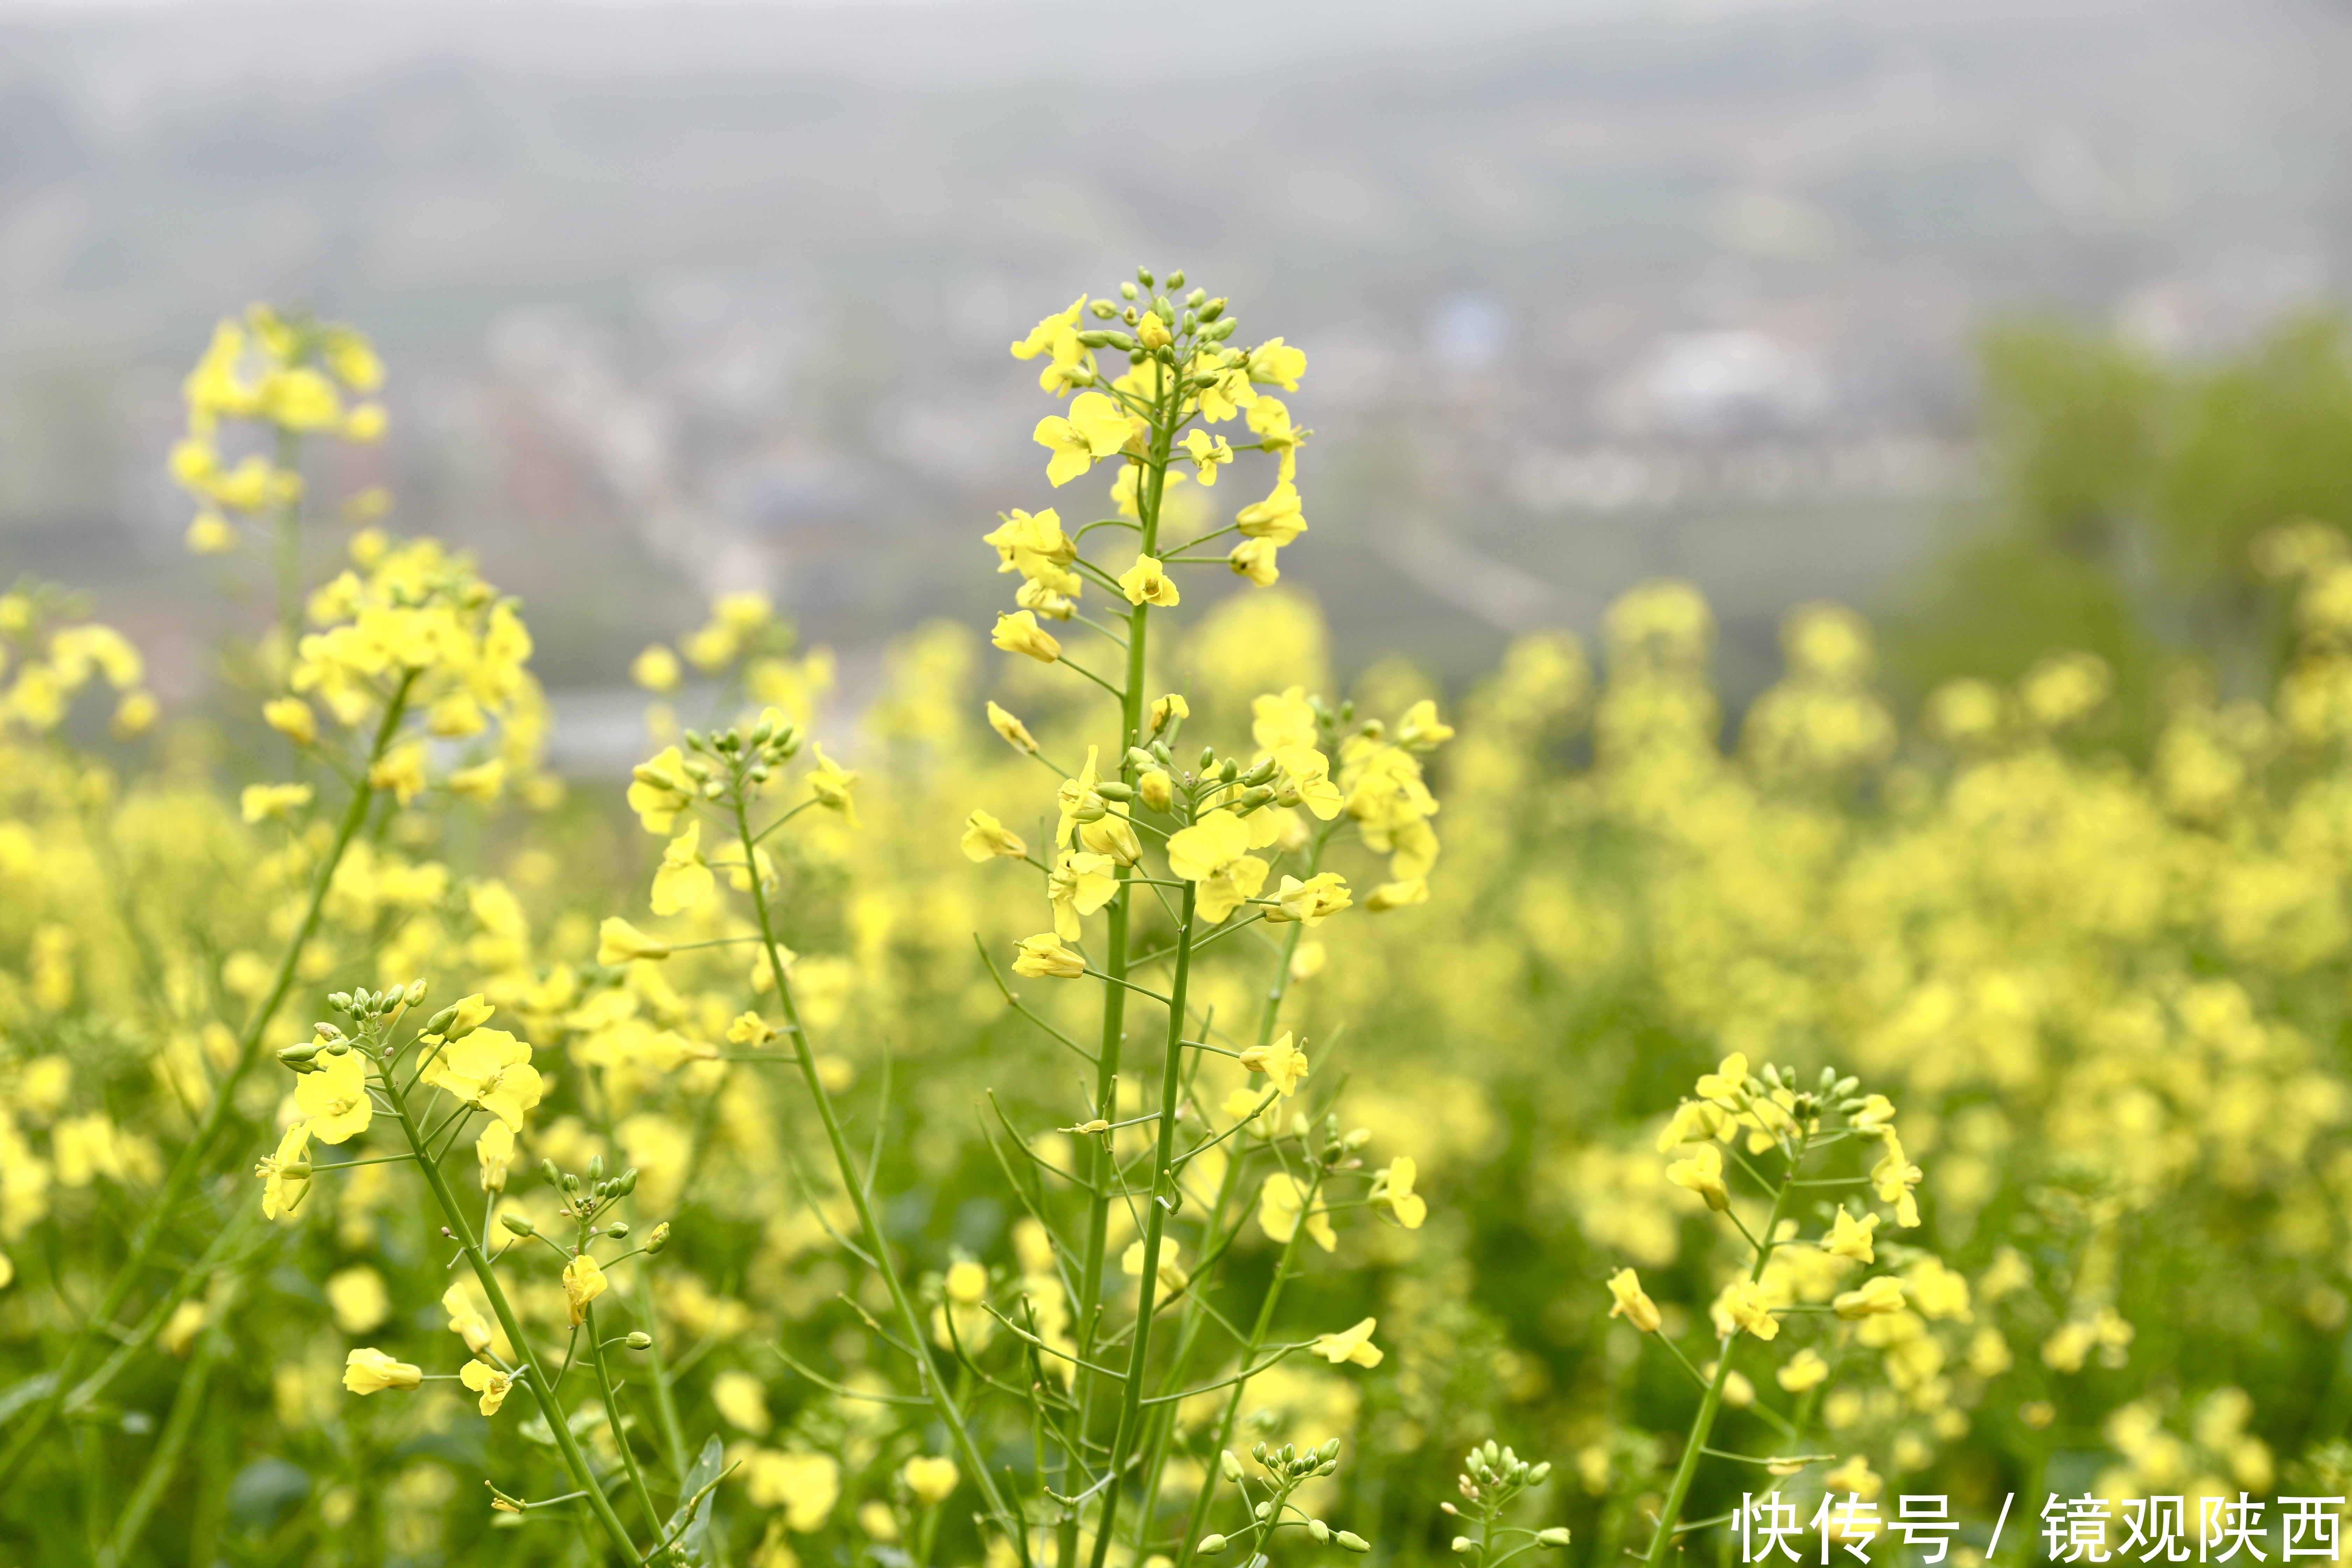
[1,0,2347,725]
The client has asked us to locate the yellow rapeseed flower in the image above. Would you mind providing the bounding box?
[294,1051,373,1145]
[1012,934,1085,979]
[1373,1156,1427,1229]
[1237,1031,1310,1097]
[460,1358,514,1415]
[903,1455,959,1506]
[562,1253,607,1326]
[992,611,1062,664]
[598,917,673,964]
[1667,1142,1729,1212]
[1605,1268,1662,1333]
[651,820,715,916]
[1311,1317,1383,1368]
[342,1347,422,1395]
[1117,554,1180,608]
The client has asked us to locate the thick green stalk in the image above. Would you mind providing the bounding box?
[1640,1135,1809,1568]
[732,801,1016,1539]
[1069,356,1180,1559]
[378,1052,645,1562]
[588,1300,668,1534]
[0,671,416,1490]
[1090,877,1197,1568]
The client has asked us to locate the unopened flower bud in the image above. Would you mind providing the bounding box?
[328,992,353,1011]
[423,1005,459,1037]
[1452,1538,1475,1555]
[1094,780,1134,802]
[1198,1536,1228,1556]
[1139,771,1173,812]
[1198,746,1217,770]
[587,1154,604,1181]
[1219,1451,1244,1482]
[501,1213,536,1237]
[626,1331,653,1350]
[1310,1521,1331,1543]
[405,979,428,1005]
[1337,1533,1372,1554]
[278,1043,318,1068]
[539,1158,561,1185]
[618,1167,639,1195]
[646,1221,672,1254]
[606,1221,631,1239]
[1538,1529,1572,1548]
[1529,1463,1552,1484]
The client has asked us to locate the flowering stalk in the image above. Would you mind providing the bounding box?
[1640,1132,1808,1568]
[1070,334,1177,1470]
[369,1013,647,1562]
[730,791,1018,1540]
[0,671,416,1490]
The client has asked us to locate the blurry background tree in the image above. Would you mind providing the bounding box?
[1888,311,2352,740]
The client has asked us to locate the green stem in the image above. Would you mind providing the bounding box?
[634,1268,693,1484]
[1640,1136,1809,1568]
[1070,366,1177,1563]
[733,799,1017,1545]
[588,1298,668,1534]
[378,1060,644,1563]
[95,1274,246,1568]
[0,670,416,1491]
[1172,1166,1322,1568]
[1092,880,1198,1568]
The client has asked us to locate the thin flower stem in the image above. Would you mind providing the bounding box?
[732,798,1020,1550]
[377,1034,644,1562]
[0,668,418,1491]
[587,1298,668,1533]
[1642,1134,1809,1568]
